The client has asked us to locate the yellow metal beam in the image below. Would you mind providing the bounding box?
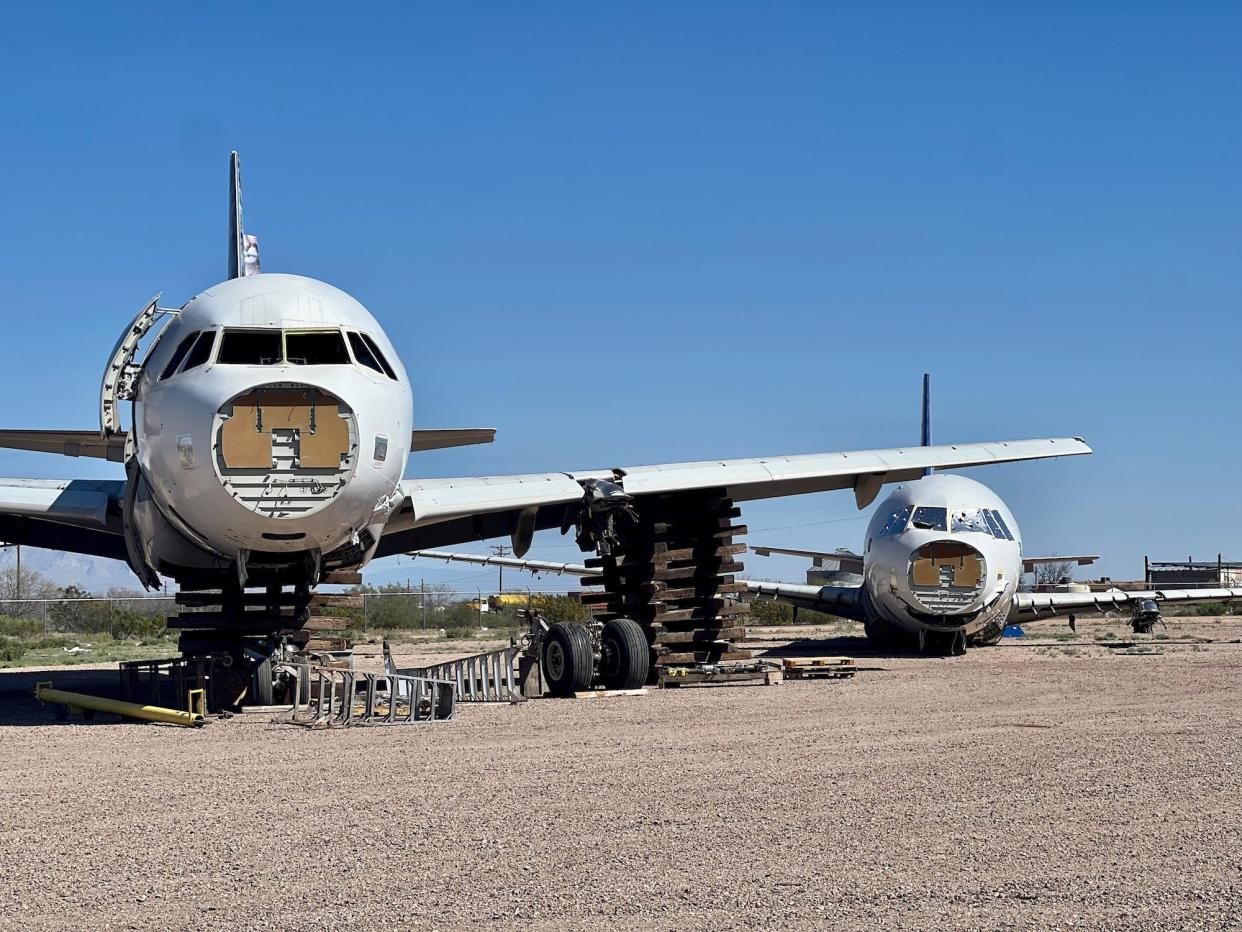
[34,682,207,728]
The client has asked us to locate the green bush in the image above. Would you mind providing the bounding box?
[748,598,842,626]
[527,595,589,625]
[0,641,26,662]
[1166,601,1235,617]
[0,615,41,638]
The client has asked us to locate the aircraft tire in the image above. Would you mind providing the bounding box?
[600,618,650,689]
[543,622,594,696]
[250,656,274,706]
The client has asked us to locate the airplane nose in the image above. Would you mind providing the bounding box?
[213,383,360,521]
[907,540,987,614]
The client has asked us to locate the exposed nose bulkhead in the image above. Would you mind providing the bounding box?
[907,540,987,614]
[213,383,358,520]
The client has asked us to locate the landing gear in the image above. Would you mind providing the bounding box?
[969,621,1005,648]
[542,622,595,696]
[599,618,650,690]
[535,617,652,696]
[1131,598,1163,635]
[250,656,274,706]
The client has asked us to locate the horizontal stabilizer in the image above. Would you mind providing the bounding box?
[752,545,862,562]
[1021,555,1099,571]
[0,430,126,462]
[411,428,496,452]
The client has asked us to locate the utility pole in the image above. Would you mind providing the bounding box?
[491,545,511,592]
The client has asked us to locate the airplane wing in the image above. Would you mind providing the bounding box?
[0,430,126,462]
[410,549,868,620]
[377,437,1091,556]
[410,549,593,576]
[1012,587,1242,621]
[1020,555,1099,572]
[743,580,865,620]
[0,427,495,460]
[752,545,863,561]
[410,428,496,452]
[0,478,128,560]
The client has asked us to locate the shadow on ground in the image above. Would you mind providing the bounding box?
[748,632,942,662]
[0,666,135,727]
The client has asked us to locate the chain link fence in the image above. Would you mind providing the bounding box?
[0,588,587,637]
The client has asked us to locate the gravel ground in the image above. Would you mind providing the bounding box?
[1,622,1240,931]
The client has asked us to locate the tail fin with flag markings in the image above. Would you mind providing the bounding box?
[227,151,259,279]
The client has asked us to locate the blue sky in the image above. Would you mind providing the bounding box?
[0,3,1238,592]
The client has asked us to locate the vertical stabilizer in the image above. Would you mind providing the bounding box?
[921,373,932,477]
[227,152,260,278]
[228,151,244,279]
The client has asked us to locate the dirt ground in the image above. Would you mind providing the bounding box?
[1,618,1239,931]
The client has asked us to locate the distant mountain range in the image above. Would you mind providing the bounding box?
[0,547,167,595]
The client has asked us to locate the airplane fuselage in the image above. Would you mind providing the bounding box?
[128,274,412,584]
[858,474,1022,647]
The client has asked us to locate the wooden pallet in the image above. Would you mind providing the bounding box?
[781,656,857,680]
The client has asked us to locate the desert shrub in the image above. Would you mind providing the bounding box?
[0,615,41,637]
[1166,601,1234,617]
[748,599,843,626]
[0,641,26,662]
[527,595,589,625]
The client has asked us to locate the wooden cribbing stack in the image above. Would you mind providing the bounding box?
[577,489,752,673]
[170,575,362,652]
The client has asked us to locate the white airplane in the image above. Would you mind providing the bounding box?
[413,470,1242,654]
[744,378,1242,648]
[414,380,1242,653]
[0,153,1093,701]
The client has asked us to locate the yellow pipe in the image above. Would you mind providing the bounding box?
[34,681,206,728]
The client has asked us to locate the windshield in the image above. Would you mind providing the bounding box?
[181,331,216,372]
[911,506,947,532]
[160,331,199,379]
[951,508,993,534]
[286,331,350,365]
[878,505,912,536]
[218,329,283,365]
[988,509,1015,541]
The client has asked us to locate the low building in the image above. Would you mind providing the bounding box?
[1145,555,1242,588]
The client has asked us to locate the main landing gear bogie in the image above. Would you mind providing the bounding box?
[540,618,651,696]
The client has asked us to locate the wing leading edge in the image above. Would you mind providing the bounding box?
[0,478,127,560]
[379,437,1090,556]
[1013,587,1242,621]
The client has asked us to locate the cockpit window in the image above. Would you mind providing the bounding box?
[348,331,397,380]
[911,506,947,532]
[951,508,993,535]
[988,509,1015,541]
[160,331,200,380]
[286,330,350,365]
[878,505,912,537]
[180,331,216,372]
[360,333,397,380]
[218,329,283,365]
[348,332,383,373]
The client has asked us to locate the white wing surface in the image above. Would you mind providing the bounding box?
[378,437,1090,556]
[1013,587,1242,620]
[0,478,127,560]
